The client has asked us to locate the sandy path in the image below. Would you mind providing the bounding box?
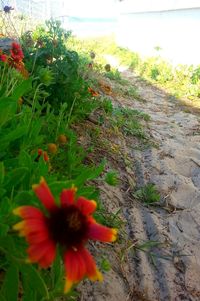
[117,71,200,301]
[79,70,200,301]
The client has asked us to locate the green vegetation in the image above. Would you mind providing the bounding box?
[69,35,200,104]
[0,18,151,300]
[22,20,95,117]
[120,238,169,267]
[1,16,177,301]
[112,107,150,139]
[0,22,126,301]
[105,170,119,186]
[133,184,160,204]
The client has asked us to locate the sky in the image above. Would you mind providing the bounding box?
[62,0,200,18]
[119,0,200,13]
[63,0,119,18]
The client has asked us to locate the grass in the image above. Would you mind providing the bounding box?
[97,208,124,229]
[123,86,140,98]
[120,238,166,265]
[133,183,160,204]
[105,170,119,186]
[112,107,150,139]
[68,35,200,107]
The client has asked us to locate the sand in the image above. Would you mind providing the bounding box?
[78,69,200,301]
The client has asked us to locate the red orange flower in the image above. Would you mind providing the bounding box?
[13,178,117,293]
[10,42,24,62]
[15,61,29,78]
[88,87,99,97]
[0,53,7,62]
[0,45,28,78]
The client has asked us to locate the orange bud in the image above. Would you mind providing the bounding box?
[43,151,49,162]
[48,143,57,154]
[57,134,67,144]
[38,148,43,156]
[36,149,49,162]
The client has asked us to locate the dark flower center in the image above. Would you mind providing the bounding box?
[47,205,89,248]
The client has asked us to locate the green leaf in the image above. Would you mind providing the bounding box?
[14,191,32,203]
[0,97,17,127]
[0,125,28,147]
[11,78,32,101]
[24,120,43,147]
[0,162,5,184]
[19,150,32,168]
[4,167,29,190]
[22,291,37,301]
[0,292,6,301]
[1,265,19,301]
[20,265,49,299]
[0,188,6,197]
[46,181,71,201]
[75,160,105,186]
[0,196,11,217]
[51,252,63,290]
[0,224,9,236]
[0,236,16,254]
[18,151,32,187]
[21,267,37,301]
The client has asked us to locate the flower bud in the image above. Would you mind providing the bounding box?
[48,143,57,154]
[105,64,111,72]
[57,134,67,144]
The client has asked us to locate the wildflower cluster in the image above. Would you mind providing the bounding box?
[0,42,28,78]
[0,23,119,300]
[36,134,68,164]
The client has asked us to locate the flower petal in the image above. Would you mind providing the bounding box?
[63,246,102,293]
[24,219,48,234]
[76,197,97,215]
[27,239,56,267]
[13,217,49,240]
[32,177,56,211]
[26,230,50,244]
[60,187,76,207]
[13,220,26,236]
[79,247,103,282]
[87,222,117,242]
[38,243,56,268]
[63,247,86,293]
[13,206,44,220]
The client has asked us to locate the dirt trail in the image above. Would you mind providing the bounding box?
[79,71,200,301]
[120,71,200,301]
